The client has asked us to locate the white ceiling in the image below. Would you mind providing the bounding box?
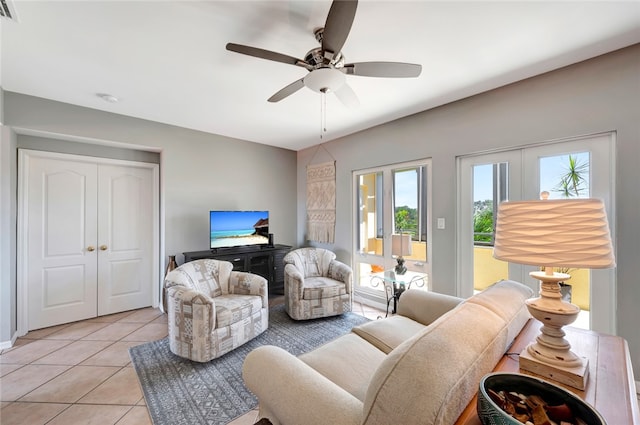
[2,1,639,151]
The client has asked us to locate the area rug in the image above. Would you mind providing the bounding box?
[129,304,369,425]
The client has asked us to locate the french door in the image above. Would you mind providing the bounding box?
[18,150,160,331]
[457,133,616,333]
[352,159,431,305]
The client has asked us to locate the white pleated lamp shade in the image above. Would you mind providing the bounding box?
[391,233,413,257]
[493,198,615,269]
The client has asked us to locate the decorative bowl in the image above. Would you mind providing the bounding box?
[477,372,606,425]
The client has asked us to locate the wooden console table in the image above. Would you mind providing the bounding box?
[183,245,292,295]
[455,319,639,425]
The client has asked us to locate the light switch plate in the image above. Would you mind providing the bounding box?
[437,218,445,229]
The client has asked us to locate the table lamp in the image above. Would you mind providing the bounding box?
[493,192,615,389]
[392,231,412,275]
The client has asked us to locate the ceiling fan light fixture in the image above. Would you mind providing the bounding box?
[304,68,346,93]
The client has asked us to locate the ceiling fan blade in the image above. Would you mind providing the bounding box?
[268,79,306,102]
[334,83,360,108]
[322,0,358,59]
[226,43,306,68]
[342,62,422,78]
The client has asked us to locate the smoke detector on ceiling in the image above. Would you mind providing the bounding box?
[97,93,120,103]
[0,0,18,22]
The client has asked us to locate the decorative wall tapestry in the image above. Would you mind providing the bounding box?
[306,160,336,243]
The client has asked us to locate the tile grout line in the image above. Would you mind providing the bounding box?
[3,305,382,425]
[1,307,163,425]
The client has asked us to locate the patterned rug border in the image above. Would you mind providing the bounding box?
[129,304,370,425]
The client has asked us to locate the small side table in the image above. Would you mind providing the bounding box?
[454,320,640,425]
[370,270,427,317]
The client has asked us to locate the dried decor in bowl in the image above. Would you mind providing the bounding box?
[477,373,606,425]
[487,388,585,424]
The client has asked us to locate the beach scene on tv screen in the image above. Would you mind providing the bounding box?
[210,211,269,248]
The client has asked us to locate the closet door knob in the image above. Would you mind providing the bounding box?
[100,245,108,251]
[87,246,95,252]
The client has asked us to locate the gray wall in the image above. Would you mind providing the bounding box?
[1,93,297,343]
[0,86,4,123]
[1,83,18,344]
[296,45,640,377]
[0,125,17,344]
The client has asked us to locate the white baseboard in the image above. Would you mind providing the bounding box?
[0,333,17,350]
[353,294,386,312]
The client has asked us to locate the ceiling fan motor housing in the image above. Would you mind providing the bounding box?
[305,48,325,68]
[305,46,345,69]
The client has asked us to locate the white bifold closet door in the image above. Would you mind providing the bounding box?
[21,150,158,331]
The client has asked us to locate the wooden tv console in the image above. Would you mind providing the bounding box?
[183,244,292,295]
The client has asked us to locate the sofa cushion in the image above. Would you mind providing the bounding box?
[302,277,347,300]
[396,289,464,326]
[168,260,230,297]
[214,294,263,328]
[300,333,386,402]
[284,248,336,277]
[465,279,533,350]
[352,316,427,354]
[211,308,267,359]
[362,302,509,425]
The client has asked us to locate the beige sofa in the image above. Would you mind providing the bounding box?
[243,280,533,425]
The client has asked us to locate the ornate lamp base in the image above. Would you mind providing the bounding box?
[394,257,407,275]
[519,344,589,390]
[519,269,589,390]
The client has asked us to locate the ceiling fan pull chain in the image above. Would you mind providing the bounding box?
[320,89,328,140]
[323,90,327,134]
[320,91,323,140]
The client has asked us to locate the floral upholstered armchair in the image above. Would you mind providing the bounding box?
[283,247,353,320]
[164,259,268,362]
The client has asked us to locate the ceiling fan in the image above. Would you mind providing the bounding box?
[226,0,422,107]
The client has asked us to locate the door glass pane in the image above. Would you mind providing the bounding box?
[357,171,382,255]
[539,152,590,199]
[473,163,509,292]
[356,171,385,293]
[538,152,591,329]
[393,166,427,263]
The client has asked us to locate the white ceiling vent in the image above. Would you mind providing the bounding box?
[0,0,18,22]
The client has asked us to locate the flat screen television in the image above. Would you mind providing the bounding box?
[210,210,269,249]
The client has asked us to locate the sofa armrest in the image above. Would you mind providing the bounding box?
[228,271,269,308]
[284,263,304,296]
[243,346,362,425]
[166,285,216,330]
[164,268,193,289]
[397,289,463,326]
[328,260,353,293]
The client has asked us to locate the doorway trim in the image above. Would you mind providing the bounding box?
[351,158,432,306]
[17,148,161,335]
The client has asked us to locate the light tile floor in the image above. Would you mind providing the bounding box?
[0,300,385,425]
